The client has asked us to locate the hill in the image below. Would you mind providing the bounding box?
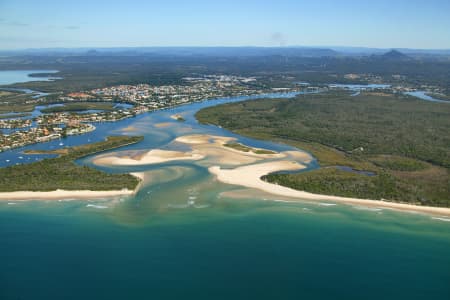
[378,49,412,61]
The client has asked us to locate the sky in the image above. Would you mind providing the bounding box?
[1,0,450,49]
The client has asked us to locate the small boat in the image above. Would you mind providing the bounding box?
[6,159,10,162]
[59,142,64,146]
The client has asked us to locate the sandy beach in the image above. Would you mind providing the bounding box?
[0,189,134,201]
[209,161,450,216]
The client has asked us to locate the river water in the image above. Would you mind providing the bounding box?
[0,69,60,85]
[0,72,449,300]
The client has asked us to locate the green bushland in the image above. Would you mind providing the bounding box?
[0,136,143,192]
[224,142,276,154]
[40,102,115,113]
[196,91,450,207]
[368,155,428,172]
[426,93,450,102]
[263,168,404,200]
[0,91,36,113]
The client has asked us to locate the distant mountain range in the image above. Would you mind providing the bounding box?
[1,46,449,58]
[0,46,339,58]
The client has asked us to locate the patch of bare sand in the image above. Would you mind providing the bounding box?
[175,134,289,166]
[121,125,138,132]
[154,122,173,128]
[94,149,204,166]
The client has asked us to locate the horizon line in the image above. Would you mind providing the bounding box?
[1,45,450,52]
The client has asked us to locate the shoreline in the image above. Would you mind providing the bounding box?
[209,161,450,217]
[3,131,449,216]
[0,172,144,201]
[0,189,134,201]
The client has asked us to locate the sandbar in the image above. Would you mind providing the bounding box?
[154,122,173,128]
[121,125,138,132]
[175,134,288,165]
[94,149,204,166]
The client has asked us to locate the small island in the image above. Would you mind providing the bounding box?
[170,114,185,122]
[223,142,277,154]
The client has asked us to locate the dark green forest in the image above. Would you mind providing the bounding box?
[196,91,450,207]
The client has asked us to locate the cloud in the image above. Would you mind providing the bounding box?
[271,32,287,47]
[0,19,29,27]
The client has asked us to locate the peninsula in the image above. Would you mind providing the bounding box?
[0,135,143,200]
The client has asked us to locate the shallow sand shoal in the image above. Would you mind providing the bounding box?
[121,125,138,132]
[209,161,450,216]
[94,134,297,168]
[154,122,173,128]
[93,149,204,166]
[175,134,234,145]
[0,189,134,201]
[175,134,291,166]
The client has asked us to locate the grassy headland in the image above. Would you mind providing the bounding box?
[196,91,450,207]
[0,136,143,192]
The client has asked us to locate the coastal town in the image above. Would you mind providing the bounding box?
[0,75,294,152]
